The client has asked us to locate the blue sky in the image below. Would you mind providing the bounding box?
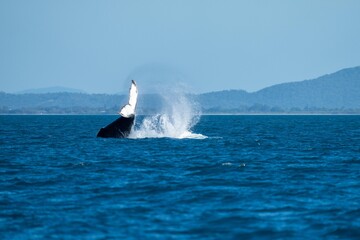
[1,0,360,93]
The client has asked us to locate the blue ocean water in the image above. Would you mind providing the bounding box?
[1,115,360,239]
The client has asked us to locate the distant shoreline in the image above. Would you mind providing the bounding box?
[1,66,360,115]
[1,113,360,116]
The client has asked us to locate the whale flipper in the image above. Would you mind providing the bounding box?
[97,80,138,138]
[119,80,138,117]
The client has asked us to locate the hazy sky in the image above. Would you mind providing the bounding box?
[1,0,360,94]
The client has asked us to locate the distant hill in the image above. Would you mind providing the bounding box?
[1,66,359,114]
[17,86,85,94]
[254,66,360,108]
[197,66,360,112]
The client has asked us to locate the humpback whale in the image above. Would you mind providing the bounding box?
[97,80,138,138]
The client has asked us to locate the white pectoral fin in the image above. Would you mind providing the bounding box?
[129,80,138,107]
[119,80,138,118]
[119,104,134,117]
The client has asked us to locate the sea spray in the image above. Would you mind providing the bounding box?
[129,88,205,139]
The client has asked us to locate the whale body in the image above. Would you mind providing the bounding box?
[97,80,138,138]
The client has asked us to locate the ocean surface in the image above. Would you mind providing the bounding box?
[1,115,360,239]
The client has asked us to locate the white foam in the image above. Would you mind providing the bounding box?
[129,90,206,139]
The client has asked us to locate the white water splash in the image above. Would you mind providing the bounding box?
[129,91,206,139]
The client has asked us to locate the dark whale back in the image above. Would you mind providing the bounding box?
[97,116,135,138]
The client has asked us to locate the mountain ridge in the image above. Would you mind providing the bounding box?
[198,66,360,109]
[1,66,359,114]
[16,86,86,94]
